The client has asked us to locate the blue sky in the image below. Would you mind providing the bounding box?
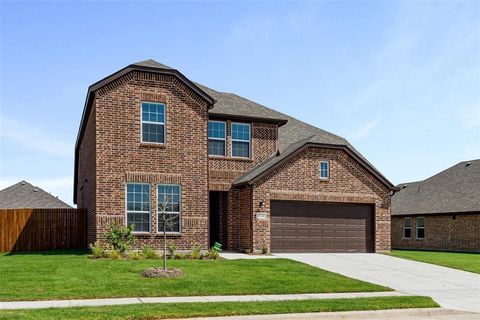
[1,1,479,206]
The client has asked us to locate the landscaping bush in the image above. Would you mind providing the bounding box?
[206,248,220,260]
[142,245,159,259]
[262,247,268,254]
[191,245,202,259]
[167,241,176,259]
[89,241,106,259]
[107,249,122,259]
[106,223,136,253]
[127,251,143,260]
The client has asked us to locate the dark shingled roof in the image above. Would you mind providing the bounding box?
[0,181,72,209]
[392,160,480,216]
[74,59,396,203]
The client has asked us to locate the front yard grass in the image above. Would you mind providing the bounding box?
[388,250,480,274]
[0,250,390,301]
[0,296,438,320]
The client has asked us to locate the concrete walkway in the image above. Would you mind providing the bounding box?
[275,253,480,313]
[178,308,479,320]
[0,291,406,310]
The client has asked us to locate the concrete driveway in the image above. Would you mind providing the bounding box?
[275,253,480,313]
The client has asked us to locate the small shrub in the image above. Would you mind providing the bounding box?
[206,248,220,260]
[167,241,176,259]
[175,253,186,259]
[241,249,251,254]
[127,251,143,260]
[108,249,122,259]
[89,241,106,259]
[142,245,158,259]
[191,245,202,259]
[261,247,268,255]
[106,223,136,253]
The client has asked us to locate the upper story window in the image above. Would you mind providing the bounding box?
[126,183,150,232]
[157,184,181,233]
[319,161,330,179]
[141,102,165,144]
[403,217,412,239]
[416,217,425,239]
[231,122,251,158]
[208,121,226,156]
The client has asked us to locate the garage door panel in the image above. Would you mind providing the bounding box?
[271,201,373,253]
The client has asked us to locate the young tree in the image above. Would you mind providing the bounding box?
[158,194,178,270]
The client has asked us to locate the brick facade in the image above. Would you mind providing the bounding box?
[76,66,393,253]
[391,214,480,252]
[227,147,391,253]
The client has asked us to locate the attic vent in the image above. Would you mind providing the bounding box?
[402,185,407,189]
[33,188,38,192]
[21,181,26,185]
[465,162,472,167]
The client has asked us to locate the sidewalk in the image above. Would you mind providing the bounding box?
[0,291,407,310]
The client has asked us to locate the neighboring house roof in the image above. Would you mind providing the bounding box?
[0,181,72,209]
[74,59,396,203]
[392,160,480,216]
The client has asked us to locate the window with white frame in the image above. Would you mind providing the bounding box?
[157,184,181,233]
[231,122,250,158]
[208,121,226,156]
[416,217,425,239]
[141,102,165,143]
[403,217,412,239]
[126,183,150,232]
[319,161,329,179]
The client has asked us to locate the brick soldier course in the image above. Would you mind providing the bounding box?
[75,59,397,253]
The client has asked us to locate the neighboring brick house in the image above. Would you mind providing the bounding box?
[392,160,480,252]
[74,59,396,253]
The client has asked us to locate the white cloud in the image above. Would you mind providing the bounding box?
[0,116,72,156]
[352,118,380,140]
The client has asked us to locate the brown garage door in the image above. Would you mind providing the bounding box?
[271,201,373,253]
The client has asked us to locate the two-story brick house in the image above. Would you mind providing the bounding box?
[75,59,397,253]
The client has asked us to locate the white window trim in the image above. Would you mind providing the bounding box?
[125,182,151,234]
[156,183,182,235]
[208,120,227,157]
[319,160,330,180]
[140,101,166,145]
[416,217,425,240]
[231,122,251,159]
[403,217,412,239]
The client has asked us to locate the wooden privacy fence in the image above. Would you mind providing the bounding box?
[0,208,87,252]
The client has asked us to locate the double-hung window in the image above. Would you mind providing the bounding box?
[416,217,425,239]
[141,102,165,144]
[403,217,412,239]
[126,183,150,232]
[208,121,226,156]
[231,122,251,158]
[320,161,330,179]
[157,184,181,233]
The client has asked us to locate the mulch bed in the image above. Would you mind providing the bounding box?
[141,267,184,278]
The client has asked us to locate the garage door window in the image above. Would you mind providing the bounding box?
[403,217,412,239]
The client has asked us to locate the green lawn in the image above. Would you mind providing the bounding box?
[388,250,480,274]
[0,250,390,301]
[0,296,438,320]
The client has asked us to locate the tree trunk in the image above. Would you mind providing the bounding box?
[163,217,167,270]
